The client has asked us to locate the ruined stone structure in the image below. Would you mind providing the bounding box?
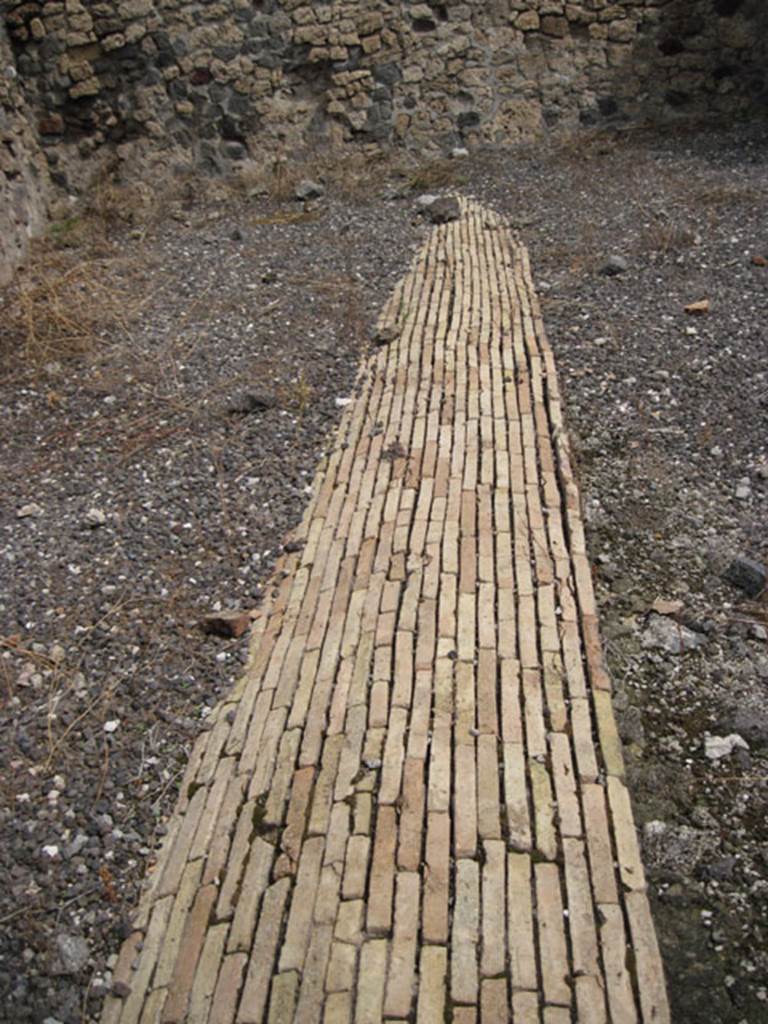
[2,0,767,281]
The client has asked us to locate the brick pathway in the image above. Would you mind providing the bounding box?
[102,200,670,1024]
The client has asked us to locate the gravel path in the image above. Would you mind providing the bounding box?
[1,121,766,1023]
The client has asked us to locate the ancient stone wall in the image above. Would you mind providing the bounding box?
[1,1,767,279]
[0,19,50,286]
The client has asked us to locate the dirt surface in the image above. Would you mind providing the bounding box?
[0,121,766,1022]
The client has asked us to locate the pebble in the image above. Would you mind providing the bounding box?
[54,933,90,975]
[704,734,750,761]
[17,503,43,518]
[600,254,628,276]
[295,179,325,201]
[84,508,107,527]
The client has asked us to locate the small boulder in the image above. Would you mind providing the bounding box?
[724,555,766,597]
[295,179,325,201]
[423,196,461,224]
[641,613,705,655]
[704,734,749,762]
[600,255,628,276]
[201,610,252,639]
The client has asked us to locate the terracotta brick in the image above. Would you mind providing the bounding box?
[162,885,218,1022]
[398,758,425,870]
[367,805,397,935]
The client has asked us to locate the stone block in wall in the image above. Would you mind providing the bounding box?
[515,12,540,32]
[541,16,569,38]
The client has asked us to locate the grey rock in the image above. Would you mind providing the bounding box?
[600,254,628,276]
[17,503,43,519]
[227,392,277,415]
[295,179,325,201]
[642,821,719,877]
[423,196,461,224]
[700,856,737,882]
[84,508,107,528]
[724,555,766,597]
[642,613,705,655]
[704,733,749,761]
[54,933,90,975]
[372,324,400,346]
[718,702,768,748]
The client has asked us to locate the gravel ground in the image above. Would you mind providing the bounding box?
[0,121,766,1023]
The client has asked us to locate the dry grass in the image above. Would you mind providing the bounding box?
[0,241,147,371]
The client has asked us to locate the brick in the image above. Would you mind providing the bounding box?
[343,835,370,900]
[582,783,619,905]
[428,723,451,813]
[279,837,325,971]
[326,941,357,993]
[415,946,447,1024]
[599,903,638,1023]
[384,872,420,1017]
[295,924,334,1024]
[507,853,537,991]
[477,735,502,839]
[379,706,408,804]
[563,838,600,976]
[626,892,670,1024]
[534,863,570,1008]
[607,776,646,892]
[187,922,228,1022]
[594,689,625,778]
[228,838,275,953]
[480,978,508,1023]
[530,761,557,862]
[367,805,397,935]
[324,992,352,1024]
[154,860,204,989]
[422,812,450,943]
[512,991,541,1024]
[115,898,173,1023]
[355,940,388,1023]
[481,840,506,978]
[454,741,477,858]
[550,732,582,838]
[398,758,425,870]
[335,900,365,946]
[209,953,247,1024]
[451,859,480,1005]
[267,972,298,1024]
[162,885,218,1022]
[280,766,315,865]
